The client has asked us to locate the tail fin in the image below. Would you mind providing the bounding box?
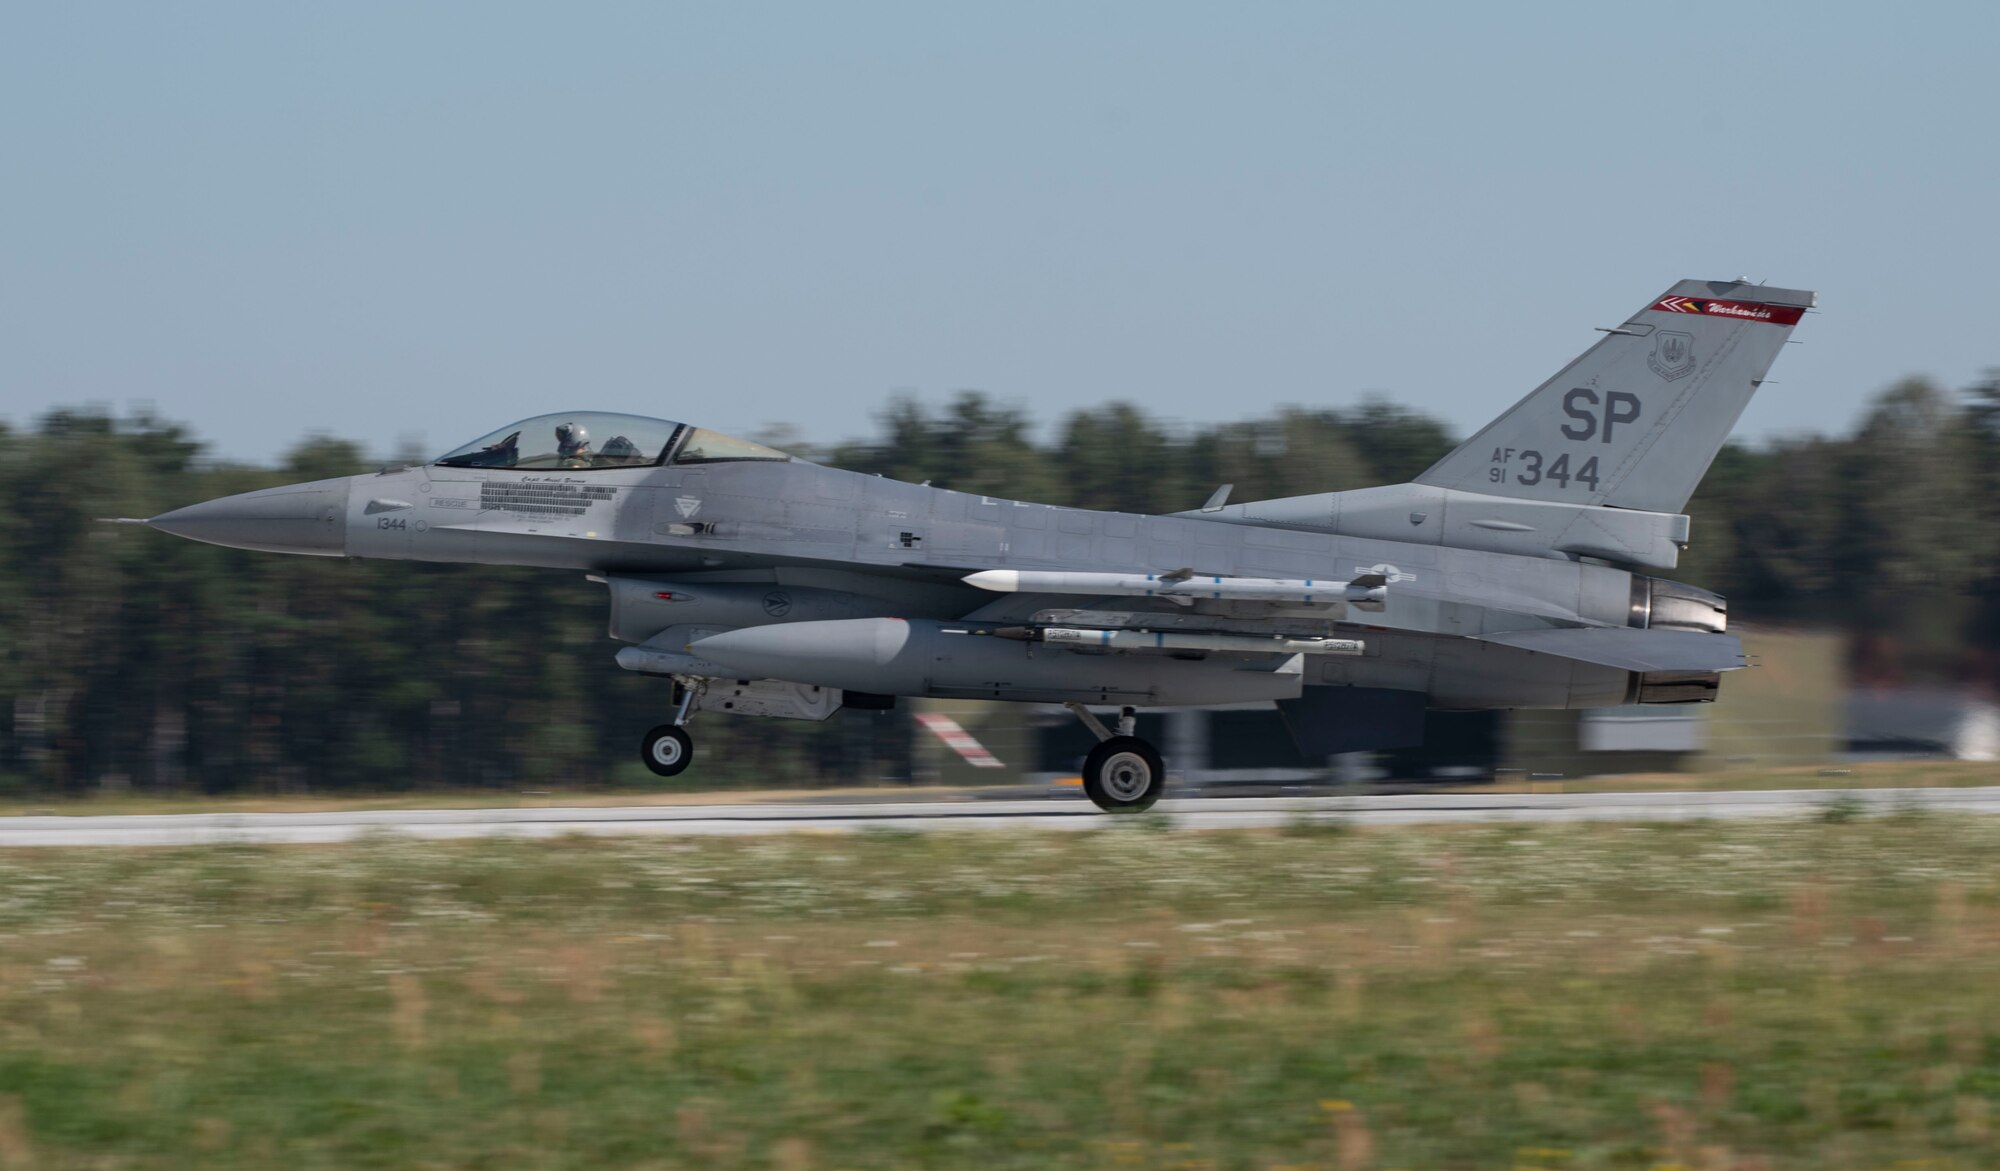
[1414,279,1814,514]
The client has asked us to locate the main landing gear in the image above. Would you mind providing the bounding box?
[640,679,701,777]
[1066,703,1166,813]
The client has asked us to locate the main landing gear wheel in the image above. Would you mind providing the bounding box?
[1083,736,1165,813]
[641,725,694,777]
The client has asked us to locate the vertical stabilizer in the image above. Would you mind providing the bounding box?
[1414,279,1814,514]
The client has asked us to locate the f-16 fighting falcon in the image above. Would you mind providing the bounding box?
[120,279,1812,811]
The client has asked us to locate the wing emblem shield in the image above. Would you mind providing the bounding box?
[1648,330,1696,381]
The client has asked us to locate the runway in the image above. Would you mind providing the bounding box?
[1,785,1996,846]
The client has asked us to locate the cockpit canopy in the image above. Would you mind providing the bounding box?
[433,412,788,471]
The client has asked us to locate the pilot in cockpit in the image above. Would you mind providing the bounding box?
[554,422,592,467]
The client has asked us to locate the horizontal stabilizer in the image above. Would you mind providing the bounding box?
[1475,627,1745,673]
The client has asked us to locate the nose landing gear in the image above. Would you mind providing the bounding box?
[1066,703,1166,813]
[641,725,693,776]
[640,679,701,778]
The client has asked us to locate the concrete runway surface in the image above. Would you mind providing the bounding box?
[1,785,1997,846]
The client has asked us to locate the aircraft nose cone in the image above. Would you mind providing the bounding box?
[148,477,352,556]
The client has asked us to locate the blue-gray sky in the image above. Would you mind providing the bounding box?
[5,2,1995,464]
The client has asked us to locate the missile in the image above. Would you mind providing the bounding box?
[962,568,1387,607]
[964,624,1360,656]
[1034,627,1363,655]
[1032,607,1346,638]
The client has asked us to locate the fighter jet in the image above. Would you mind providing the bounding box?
[123,279,1811,811]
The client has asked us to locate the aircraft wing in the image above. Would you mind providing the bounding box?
[1474,627,1746,673]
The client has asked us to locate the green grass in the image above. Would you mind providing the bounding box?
[0,820,1997,1168]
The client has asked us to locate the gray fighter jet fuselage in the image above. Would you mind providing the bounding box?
[128,279,1813,810]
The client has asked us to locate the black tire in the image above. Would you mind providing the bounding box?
[641,725,694,777]
[1082,736,1165,812]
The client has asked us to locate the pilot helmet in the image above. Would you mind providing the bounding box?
[555,422,590,452]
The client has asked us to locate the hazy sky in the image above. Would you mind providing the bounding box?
[5,2,1996,464]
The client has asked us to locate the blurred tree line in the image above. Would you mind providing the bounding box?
[1,376,1995,794]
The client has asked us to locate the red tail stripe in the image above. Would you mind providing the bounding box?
[1647,296,1805,326]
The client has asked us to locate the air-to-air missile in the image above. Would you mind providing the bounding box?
[961,568,1388,609]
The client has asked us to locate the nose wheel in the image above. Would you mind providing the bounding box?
[640,678,701,778]
[641,725,694,777]
[1066,703,1166,813]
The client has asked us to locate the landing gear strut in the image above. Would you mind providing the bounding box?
[1066,703,1166,813]
[640,679,701,778]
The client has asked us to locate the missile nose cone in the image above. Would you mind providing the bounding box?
[962,570,1020,592]
[148,476,352,556]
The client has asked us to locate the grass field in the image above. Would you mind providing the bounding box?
[0,815,1997,1169]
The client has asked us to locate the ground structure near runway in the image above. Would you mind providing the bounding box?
[0,815,1997,1167]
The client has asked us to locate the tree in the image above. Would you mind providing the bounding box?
[1843,378,1989,680]
[827,392,1061,503]
[1056,403,1192,513]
